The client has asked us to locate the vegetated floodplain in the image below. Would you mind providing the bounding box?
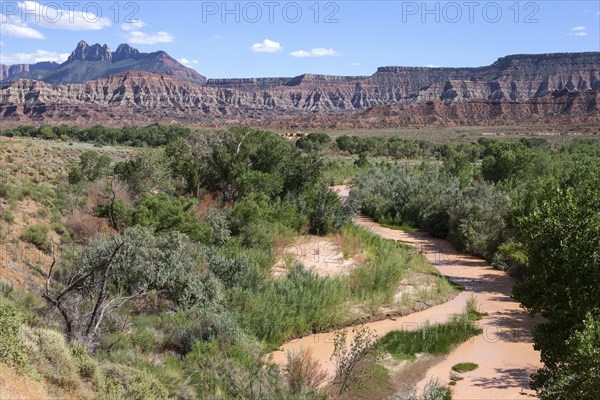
[1,125,600,400]
[0,127,458,400]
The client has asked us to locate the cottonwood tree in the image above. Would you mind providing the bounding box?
[43,227,219,351]
[514,177,600,399]
[78,151,112,182]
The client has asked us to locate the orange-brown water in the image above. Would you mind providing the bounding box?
[270,213,543,399]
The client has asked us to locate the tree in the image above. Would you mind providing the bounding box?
[43,227,220,350]
[134,193,211,243]
[174,129,322,202]
[330,326,378,395]
[530,312,600,400]
[514,174,600,397]
[79,151,111,181]
[295,132,331,152]
[480,140,533,183]
[303,184,353,235]
[116,149,174,196]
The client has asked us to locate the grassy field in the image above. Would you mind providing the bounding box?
[273,124,600,146]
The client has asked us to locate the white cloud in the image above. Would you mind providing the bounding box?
[127,31,174,45]
[426,64,441,68]
[178,58,198,67]
[210,34,222,40]
[349,62,360,66]
[0,49,69,64]
[569,26,588,36]
[0,13,45,39]
[290,48,340,58]
[121,20,146,31]
[250,39,282,53]
[18,1,111,31]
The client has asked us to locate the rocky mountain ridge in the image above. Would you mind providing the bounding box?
[1,50,598,127]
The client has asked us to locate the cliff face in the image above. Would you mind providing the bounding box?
[0,62,59,82]
[1,52,598,127]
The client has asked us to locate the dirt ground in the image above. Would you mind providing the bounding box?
[272,235,362,277]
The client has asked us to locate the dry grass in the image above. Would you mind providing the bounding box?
[284,347,328,393]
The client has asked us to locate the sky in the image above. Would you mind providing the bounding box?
[1,0,599,78]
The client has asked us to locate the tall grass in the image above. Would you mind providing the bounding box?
[378,302,483,360]
[345,224,412,306]
[233,264,350,346]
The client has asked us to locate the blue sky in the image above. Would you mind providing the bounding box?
[1,1,599,78]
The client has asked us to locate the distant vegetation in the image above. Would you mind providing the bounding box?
[2,124,192,147]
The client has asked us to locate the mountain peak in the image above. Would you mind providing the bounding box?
[68,41,112,62]
[113,43,141,62]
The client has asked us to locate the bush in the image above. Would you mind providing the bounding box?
[2,209,14,224]
[303,184,354,235]
[206,251,253,288]
[134,193,211,243]
[451,362,479,372]
[71,342,100,381]
[79,150,112,181]
[21,224,51,250]
[346,224,408,306]
[0,279,13,295]
[285,347,328,394]
[182,340,295,399]
[0,299,33,374]
[204,208,231,246]
[161,310,241,355]
[388,379,453,400]
[98,362,170,400]
[22,326,81,389]
[351,164,510,260]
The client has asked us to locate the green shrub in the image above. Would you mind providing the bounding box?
[451,362,479,372]
[98,362,170,400]
[0,299,33,374]
[183,340,294,399]
[388,379,453,400]
[161,310,241,355]
[346,225,408,306]
[20,224,51,250]
[71,342,100,381]
[302,184,354,235]
[132,328,159,354]
[0,279,14,295]
[2,209,15,224]
[21,326,80,389]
